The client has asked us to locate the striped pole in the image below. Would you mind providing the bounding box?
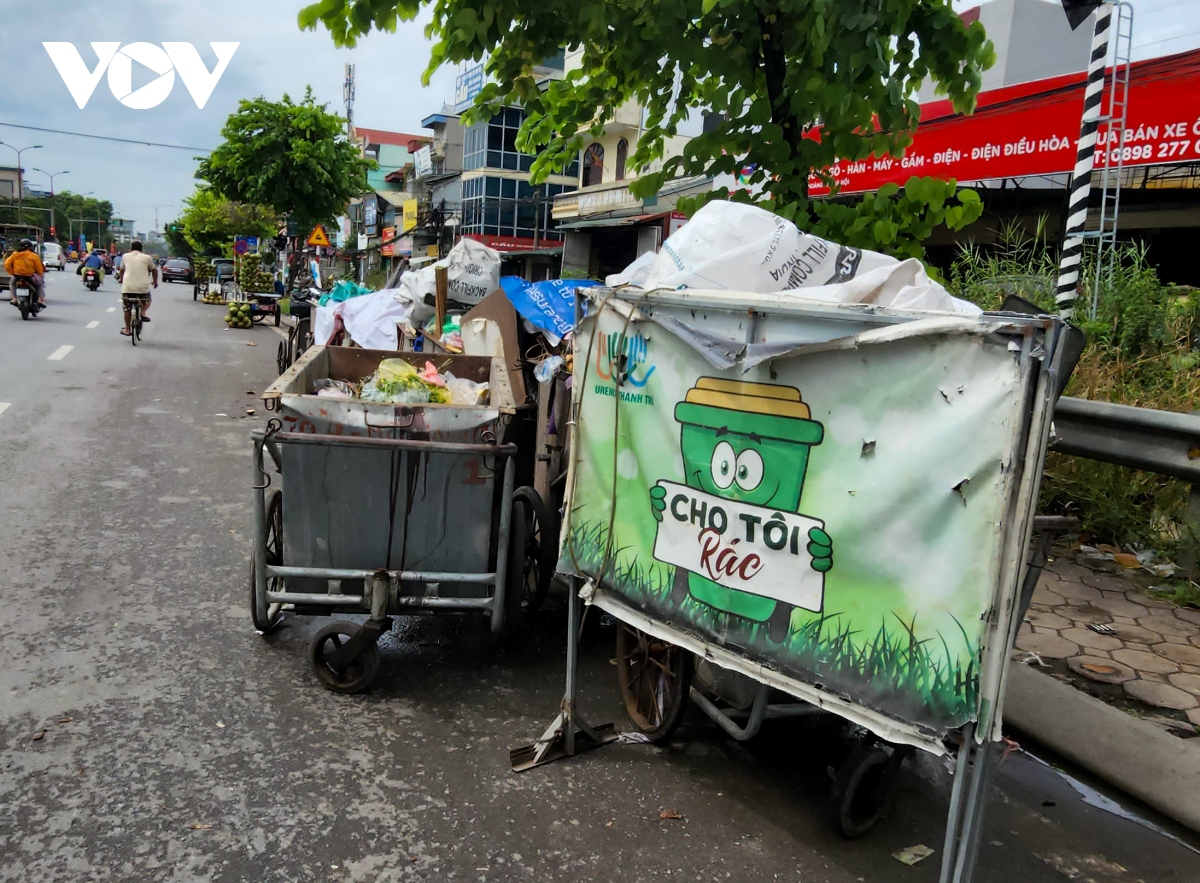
[1055,4,1113,319]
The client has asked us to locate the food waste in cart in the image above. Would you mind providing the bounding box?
[307,357,490,406]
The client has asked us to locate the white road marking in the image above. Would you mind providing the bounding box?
[106,307,116,313]
[86,320,100,329]
[47,345,74,361]
[0,402,10,418]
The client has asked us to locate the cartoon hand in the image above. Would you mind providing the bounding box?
[808,526,833,573]
[650,485,667,522]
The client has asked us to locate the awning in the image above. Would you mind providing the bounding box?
[375,190,413,207]
[557,211,672,231]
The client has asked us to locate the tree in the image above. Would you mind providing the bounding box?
[196,87,372,231]
[300,0,993,258]
[163,220,192,258]
[0,191,113,245]
[178,187,277,256]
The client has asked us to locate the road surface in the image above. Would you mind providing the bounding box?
[1,267,1198,881]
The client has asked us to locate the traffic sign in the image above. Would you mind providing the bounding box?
[307,225,331,247]
[233,239,249,255]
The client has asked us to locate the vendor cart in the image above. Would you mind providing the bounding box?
[519,286,1076,883]
[251,345,553,692]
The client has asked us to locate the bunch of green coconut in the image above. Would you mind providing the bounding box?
[225,301,254,329]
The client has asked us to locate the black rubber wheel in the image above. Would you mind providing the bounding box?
[502,496,528,639]
[249,489,284,633]
[308,621,380,694]
[615,623,692,742]
[274,308,281,327]
[18,301,28,320]
[276,338,288,375]
[251,310,266,324]
[193,283,199,301]
[131,315,139,345]
[830,744,906,839]
[513,486,554,612]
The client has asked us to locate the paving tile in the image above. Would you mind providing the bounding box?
[1058,604,1112,625]
[1031,585,1065,607]
[1110,615,1138,625]
[1026,610,1072,630]
[1175,607,1200,626]
[1131,591,1176,610]
[1181,663,1200,675]
[1156,643,1200,667]
[1048,560,1092,580]
[1142,672,1169,684]
[1014,632,1079,659]
[1124,679,1199,710]
[1168,672,1200,694]
[1060,627,1123,652]
[1082,572,1136,593]
[1067,655,1135,684]
[1137,613,1195,637]
[1107,624,1163,645]
[1162,634,1190,645]
[1112,648,1180,674]
[1188,707,1200,727]
[1092,596,1149,619]
[1055,581,1104,603]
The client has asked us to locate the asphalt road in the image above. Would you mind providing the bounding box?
[2,267,1200,882]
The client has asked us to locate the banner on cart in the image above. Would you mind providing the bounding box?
[562,304,1033,734]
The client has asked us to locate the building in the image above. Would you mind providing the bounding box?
[552,48,710,279]
[405,108,466,260]
[0,166,19,200]
[110,217,135,246]
[354,126,429,192]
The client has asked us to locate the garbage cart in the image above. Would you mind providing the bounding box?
[251,345,548,693]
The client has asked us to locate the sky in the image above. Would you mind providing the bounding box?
[0,0,1195,237]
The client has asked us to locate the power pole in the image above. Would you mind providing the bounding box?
[344,63,356,146]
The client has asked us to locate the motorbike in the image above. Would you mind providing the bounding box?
[11,275,42,320]
[83,268,101,291]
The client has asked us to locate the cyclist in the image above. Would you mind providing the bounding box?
[5,239,46,308]
[118,240,158,337]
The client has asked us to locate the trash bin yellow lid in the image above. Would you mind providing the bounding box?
[675,378,824,445]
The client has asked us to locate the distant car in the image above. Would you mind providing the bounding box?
[161,258,194,284]
[212,258,235,282]
[40,242,65,271]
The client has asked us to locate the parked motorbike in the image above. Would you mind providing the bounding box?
[11,276,42,320]
[83,268,101,291]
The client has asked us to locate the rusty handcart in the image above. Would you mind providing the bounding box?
[250,345,555,692]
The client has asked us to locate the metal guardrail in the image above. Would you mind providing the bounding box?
[1050,397,1200,484]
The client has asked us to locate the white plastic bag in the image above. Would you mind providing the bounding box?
[613,201,979,315]
[396,238,502,322]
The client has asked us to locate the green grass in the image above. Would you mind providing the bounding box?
[565,518,979,730]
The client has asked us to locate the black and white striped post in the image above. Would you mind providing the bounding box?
[1054,2,1113,319]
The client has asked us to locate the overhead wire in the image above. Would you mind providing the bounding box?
[0,122,211,152]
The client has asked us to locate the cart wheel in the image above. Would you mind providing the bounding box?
[615,622,692,742]
[250,490,285,633]
[502,496,528,639]
[308,621,380,694]
[513,486,554,612]
[830,744,907,839]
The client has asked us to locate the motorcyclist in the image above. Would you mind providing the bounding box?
[78,249,106,284]
[5,239,46,308]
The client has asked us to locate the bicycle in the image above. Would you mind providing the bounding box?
[123,294,148,346]
[276,311,312,374]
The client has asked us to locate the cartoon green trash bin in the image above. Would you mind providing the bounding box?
[650,378,833,642]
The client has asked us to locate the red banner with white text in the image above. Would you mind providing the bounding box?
[809,49,1200,197]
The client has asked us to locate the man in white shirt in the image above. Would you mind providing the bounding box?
[118,241,158,337]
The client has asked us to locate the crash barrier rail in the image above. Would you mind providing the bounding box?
[1050,396,1200,566]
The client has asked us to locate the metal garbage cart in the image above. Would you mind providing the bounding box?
[519,286,1075,883]
[251,345,548,693]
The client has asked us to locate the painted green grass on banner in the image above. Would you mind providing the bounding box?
[567,519,978,728]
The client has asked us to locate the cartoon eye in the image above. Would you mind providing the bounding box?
[710,441,736,489]
[735,449,764,491]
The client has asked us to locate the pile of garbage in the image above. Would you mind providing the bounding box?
[312,358,489,407]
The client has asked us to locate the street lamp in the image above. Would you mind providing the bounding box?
[31,168,68,238]
[0,142,42,223]
[154,204,174,234]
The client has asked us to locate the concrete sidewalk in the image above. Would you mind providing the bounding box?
[1006,554,1200,832]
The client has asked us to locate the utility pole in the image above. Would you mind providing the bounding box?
[344,63,356,145]
[32,168,68,238]
[0,142,42,224]
[154,204,174,236]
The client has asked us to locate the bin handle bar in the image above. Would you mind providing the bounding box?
[274,431,518,457]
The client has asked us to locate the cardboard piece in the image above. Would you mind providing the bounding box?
[462,288,527,404]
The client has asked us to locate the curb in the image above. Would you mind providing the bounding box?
[1004,663,1200,834]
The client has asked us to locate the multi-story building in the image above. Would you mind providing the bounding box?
[552,49,710,279]
[0,166,20,200]
[402,108,466,261]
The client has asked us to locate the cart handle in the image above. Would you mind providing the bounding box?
[273,431,518,457]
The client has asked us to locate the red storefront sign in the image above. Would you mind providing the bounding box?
[463,233,561,253]
[809,49,1200,196]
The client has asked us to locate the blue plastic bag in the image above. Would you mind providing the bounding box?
[500,276,601,342]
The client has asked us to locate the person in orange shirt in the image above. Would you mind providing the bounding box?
[5,240,46,308]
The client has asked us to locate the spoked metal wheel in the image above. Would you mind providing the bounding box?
[615,623,693,742]
[513,487,554,613]
[249,489,285,633]
[829,743,910,839]
[308,621,380,694]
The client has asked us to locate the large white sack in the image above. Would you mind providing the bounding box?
[610,201,978,315]
[396,238,501,322]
